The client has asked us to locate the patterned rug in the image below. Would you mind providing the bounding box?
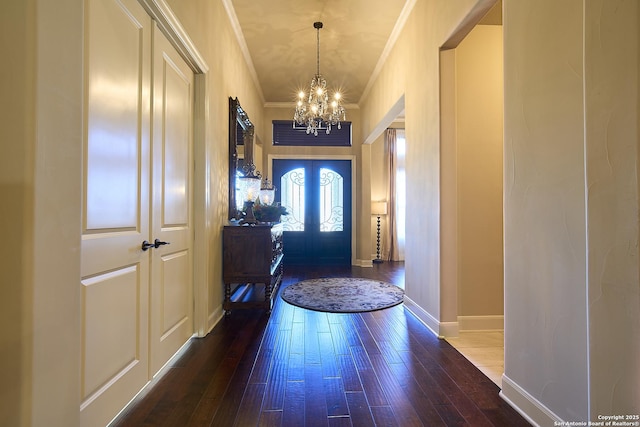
[280,277,404,313]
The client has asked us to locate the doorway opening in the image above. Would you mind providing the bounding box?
[365,95,406,266]
[439,0,504,386]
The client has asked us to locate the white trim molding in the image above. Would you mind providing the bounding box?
[439,322,460,337]
[458,315,504,331]
[501,375,563,427]
[355,259,374,267]
[138,0,208,73]
[359,0,417,104]
[137,0,211,338]
[221,0,265,104]
[207,307,224,335]
[403,296,441,337]
[402,297,459,337]
[264,101,360,110]
[363,94,405,145]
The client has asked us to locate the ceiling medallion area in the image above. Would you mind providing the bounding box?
[293,21,346,136]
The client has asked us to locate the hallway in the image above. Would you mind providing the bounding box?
[111,263,527,426]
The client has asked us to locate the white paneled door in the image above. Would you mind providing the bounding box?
[81,1,193,426]
[149,24,194,375]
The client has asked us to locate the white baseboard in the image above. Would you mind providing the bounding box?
[403,296,441,337]
[400,302,557,426]
[458,315,504,331]
[207,307,224,334]
[354,259,374,267]
[403,297,460,338]
[500,374,562,427]
[439,321,459,337]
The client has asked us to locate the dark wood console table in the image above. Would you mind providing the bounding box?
[222,222,283,315]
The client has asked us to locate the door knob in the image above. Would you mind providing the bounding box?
[141,240,155,251]
[153,239,170,248]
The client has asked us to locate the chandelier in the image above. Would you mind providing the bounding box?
[293,22,346,136]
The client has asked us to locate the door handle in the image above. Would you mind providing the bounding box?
[141,239,170,251]
[141,240,155,251]
[153,239,170,249]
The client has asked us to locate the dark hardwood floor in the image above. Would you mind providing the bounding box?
[110,263,528,427]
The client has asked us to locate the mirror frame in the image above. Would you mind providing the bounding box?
[229,97,254,219]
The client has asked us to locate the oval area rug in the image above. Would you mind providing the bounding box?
[281,277,404,313]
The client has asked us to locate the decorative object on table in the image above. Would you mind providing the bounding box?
[281,277,404,313]
[252,177,287,222]
[253,203,288,223]
[371,201,388,264]
[293,21,346,136]
[238,162,261,225]
[259,177,276,206]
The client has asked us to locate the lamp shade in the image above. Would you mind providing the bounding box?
[371,201,388,216]
[238,176,261,202]
[259,188,275,205]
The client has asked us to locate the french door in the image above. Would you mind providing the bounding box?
[273,159,352,265]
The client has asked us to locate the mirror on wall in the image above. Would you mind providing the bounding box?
[229,97,255,219]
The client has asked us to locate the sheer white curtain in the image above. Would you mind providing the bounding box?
[395,130,406,260]
[384,129,406,261]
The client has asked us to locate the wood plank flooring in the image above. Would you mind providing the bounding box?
[110,263,528,426]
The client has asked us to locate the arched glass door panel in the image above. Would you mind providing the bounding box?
[319,167,343,232]
[280,167,305,232]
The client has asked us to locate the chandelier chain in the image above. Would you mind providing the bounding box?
[316,24,320,76]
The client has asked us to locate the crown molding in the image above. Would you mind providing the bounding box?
[221,0,266,104]
[359,0,417,105]
[221,0,416,108]
[264,101,360,110]
[138,0,208,73]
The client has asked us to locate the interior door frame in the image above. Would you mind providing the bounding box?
[438,0,503,339]
[138,0,211,336]
[268,154,357,266]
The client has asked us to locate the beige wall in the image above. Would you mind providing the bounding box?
[1,2,37,425]
[440,48,459,328]
[164,0,265,327]
[455,25,503,319]
[503,0,639,422]
[503,0,590,419]
[584,0,639,417]
[360,0,483,326]
[439,22,504,331]
[361,0,639,423]
[1,0,84,426]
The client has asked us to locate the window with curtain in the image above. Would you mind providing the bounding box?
[385,128,406,261]
[395,130,406,260]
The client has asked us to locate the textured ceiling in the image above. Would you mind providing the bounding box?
[230,0,409,105]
